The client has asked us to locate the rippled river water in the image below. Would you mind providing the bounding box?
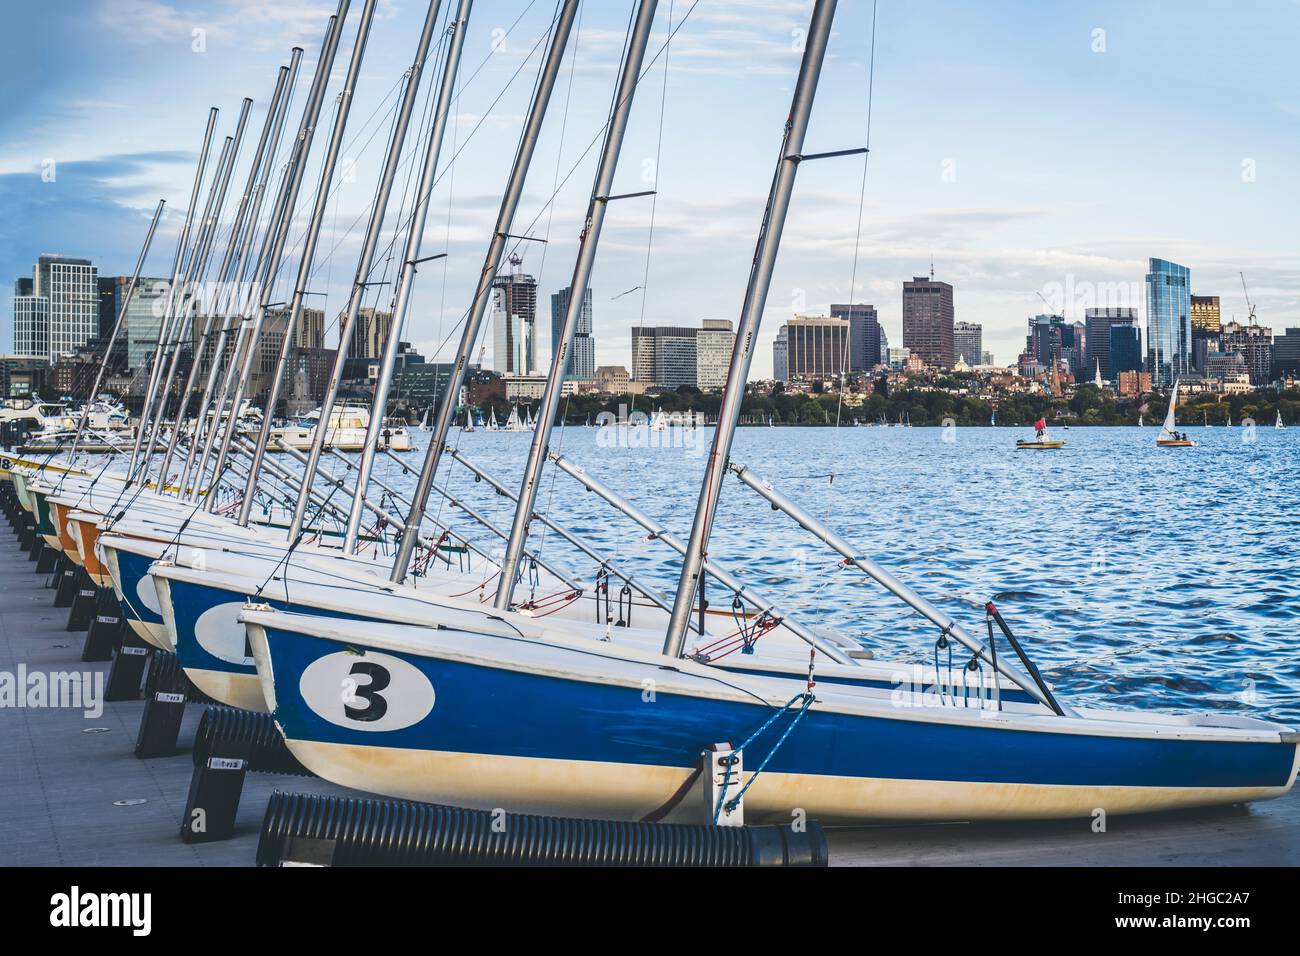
[357,422,1300,723]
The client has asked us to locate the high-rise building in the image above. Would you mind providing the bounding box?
[1109,319,1143,379]
[772,326,788,382]
[1026,314,1084,375]
[631,325,696,389]
[695,319,734,390]
[1084,306,1138,382]
[1220,321,1273,386]
[491,255,537,375]
[1145,257,1191,386]
[952,321,983,367]
[1271,328,1300,380]
[783,315,850,381]
[830,303,879,371]
[121,277,171,371]
[902,274,954,368]
[12,277,48,359]
[344,307,392,359]
[32,255,98,361]
[550,286,595,381]
[1189,294,1221,371]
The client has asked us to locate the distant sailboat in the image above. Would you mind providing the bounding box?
[462,407,474,433]
[1277,410,1286,430]
[418,407,431,432]
[1156,379,1195,447]
[990,408,996,427]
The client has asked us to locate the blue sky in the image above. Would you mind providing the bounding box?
[1,0,1297,375]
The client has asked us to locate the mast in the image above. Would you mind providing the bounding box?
[197,19,342,505]
[179,53,301,499]
[287,0,450,541]
[495,0,659,609]
[237,0,380,527]
[67,199,165,458]
[155,98,255,490]
[389,0,580,583]
[126,107,218,481]
[340,0,473,551]
[137,130,239,487]
[663,0,837,657]
[178,57,299,502]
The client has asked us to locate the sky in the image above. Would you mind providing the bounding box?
[1,0,1298,377]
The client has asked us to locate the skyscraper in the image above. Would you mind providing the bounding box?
[1190,294,1221,371]
[12,278,48,358]
[122,277,171,371]
[902,275,954,368]
[1220,321,1272,386]
[1145,257,1191,386]
[344,307,392,359]
[1109,319,1143,378]
[631,326,697,388]
[491,255,537,376]
[695,319,734,390]
[1271,328,1300,381]
[953,321,983,367]
[33,254,98,361]
[772,326,788,382]
[550,286,595,381]
[830,303,880,371]
[1084,306,1138,382]
[783,316,850,380]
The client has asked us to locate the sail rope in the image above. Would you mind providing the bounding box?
[713,690,816,824]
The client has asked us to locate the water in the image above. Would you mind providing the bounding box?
[357,423,1300,723]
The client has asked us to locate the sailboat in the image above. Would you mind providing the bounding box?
[1156,379,1195,447]
[1276,410,1286,430]
[418,407,431,432]
[19,0,1296,831]
[462,407,474,433]
[218,0,1295,826]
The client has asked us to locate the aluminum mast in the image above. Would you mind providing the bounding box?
[389,0,580,583]
[237,0,380,527]
[126,107,218,481]
[663,0,837,657]
[495,0,659,608]
[286,0,449,541]
[340,0,473,552]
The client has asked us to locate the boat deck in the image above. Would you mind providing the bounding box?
[2,541,1296,867]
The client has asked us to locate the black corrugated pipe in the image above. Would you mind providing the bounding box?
[258,790,828,867]
[193,705,312,776]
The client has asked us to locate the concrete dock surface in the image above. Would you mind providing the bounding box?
[1,530,1295,867]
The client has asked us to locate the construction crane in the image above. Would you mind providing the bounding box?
[1240,272,1257,324]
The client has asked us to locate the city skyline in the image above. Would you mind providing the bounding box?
[1,1,1297,379]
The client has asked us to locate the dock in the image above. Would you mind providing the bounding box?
[2,530,1296,867]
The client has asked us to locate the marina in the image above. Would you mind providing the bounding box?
[2,0,1297,883]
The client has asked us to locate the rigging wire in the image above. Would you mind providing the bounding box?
[826,0,879,485]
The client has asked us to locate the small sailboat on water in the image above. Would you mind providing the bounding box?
[1016,414,1064,449]
[1276,410,1286,430]
[1156,379,1196,447]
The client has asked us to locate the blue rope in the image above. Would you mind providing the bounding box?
[714,691,815,824]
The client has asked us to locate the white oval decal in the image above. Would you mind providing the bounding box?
[135,573,161,614]
[298,650,435,732]
[194,601,254,665]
